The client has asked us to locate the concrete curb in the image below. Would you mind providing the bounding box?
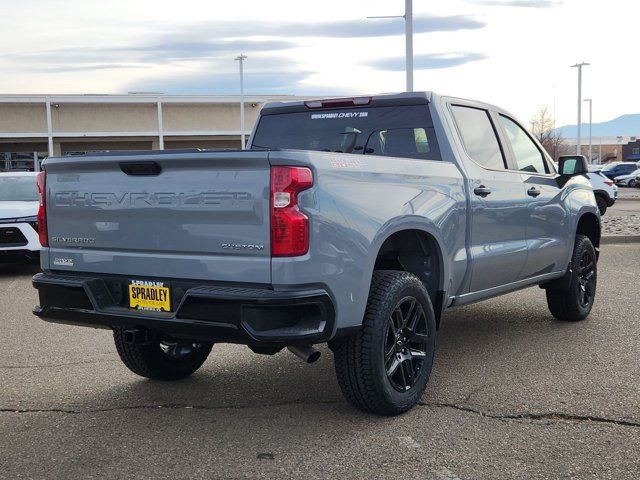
[601,235,640,245]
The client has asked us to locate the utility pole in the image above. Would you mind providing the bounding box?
[405,0,413,92]
[552,84,556,130]
[571,62,589,156]
[584,98,592,163]
[367,0,414,92]
[235,54,247,150]
[599,137,602,164]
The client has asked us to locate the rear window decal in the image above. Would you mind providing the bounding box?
[311,112,369,119]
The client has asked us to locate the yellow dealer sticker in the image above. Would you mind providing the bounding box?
[129,280,170,312]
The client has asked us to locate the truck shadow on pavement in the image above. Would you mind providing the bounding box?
[78,293,583,417]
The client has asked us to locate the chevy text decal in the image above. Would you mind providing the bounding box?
[53,191,252,208]
[311,112,369,119]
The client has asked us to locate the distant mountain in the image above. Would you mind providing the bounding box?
[555,113,640,138]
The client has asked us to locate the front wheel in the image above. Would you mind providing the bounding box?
[546,234,597,322]
[629,179,637,188]
[332,271,437,415]
[113,329,213,380]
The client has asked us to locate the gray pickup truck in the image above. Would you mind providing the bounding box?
[33,92,600,415]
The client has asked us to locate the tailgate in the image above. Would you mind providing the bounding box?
[43,151,271,283]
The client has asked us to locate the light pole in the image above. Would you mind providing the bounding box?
[571,62,589,156]
[599,137,602,164]
[235,54,247,149]
[405,0,413,92]
[367,0,414,92]
[583,98,592,163]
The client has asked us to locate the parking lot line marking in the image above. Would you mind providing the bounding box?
[397,435,421,449]
[432,466,463,480]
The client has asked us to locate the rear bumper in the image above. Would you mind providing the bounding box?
[32,272,335,345]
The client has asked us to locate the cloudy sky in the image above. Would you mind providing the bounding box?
[1,0,637,126]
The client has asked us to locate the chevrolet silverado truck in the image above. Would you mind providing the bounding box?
[32,92,600,415]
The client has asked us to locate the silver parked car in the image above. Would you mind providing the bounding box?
[614,168,640,187]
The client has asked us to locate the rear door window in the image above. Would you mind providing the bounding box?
[252,105,441,160]
[450,105,506,170]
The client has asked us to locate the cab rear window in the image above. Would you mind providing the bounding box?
[252,105,441,161]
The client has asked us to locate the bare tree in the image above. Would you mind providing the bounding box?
[530,106,572,161]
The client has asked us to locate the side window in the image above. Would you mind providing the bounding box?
[499,115,548,174]
[364,127,435,159]
[450,105,505,170]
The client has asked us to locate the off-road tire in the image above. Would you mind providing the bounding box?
[546,234,597,322]
[332,270,437,416]
[113,328,213,380]
[595,194,607,216]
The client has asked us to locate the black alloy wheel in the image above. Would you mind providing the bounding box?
[384,297,429,392]
[577,249,596,308]
[332,270,437,415]
[545,234,597,322]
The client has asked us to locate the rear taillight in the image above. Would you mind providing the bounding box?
[604,180,614,186]
[36,171,48,247]
[270,166,313,257]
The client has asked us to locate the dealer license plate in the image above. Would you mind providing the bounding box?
[128,280,171,312]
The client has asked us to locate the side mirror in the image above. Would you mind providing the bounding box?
[558,155,588,176]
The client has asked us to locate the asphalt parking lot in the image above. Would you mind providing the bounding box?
[1,246,639,480]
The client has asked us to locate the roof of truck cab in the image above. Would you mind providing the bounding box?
[260,91,508,117]
[260,91,434,115]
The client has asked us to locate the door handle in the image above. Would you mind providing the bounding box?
[473,185,492,197]
[527,186,541,197]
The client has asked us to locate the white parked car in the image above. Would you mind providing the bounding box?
[555,161,617,215]
[587,171,617,215]
[0,172,41,262]
[614,168,640,188]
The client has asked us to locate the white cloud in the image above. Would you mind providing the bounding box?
[0,0,637,128]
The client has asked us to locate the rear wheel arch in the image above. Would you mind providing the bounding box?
[371,228,446,327]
